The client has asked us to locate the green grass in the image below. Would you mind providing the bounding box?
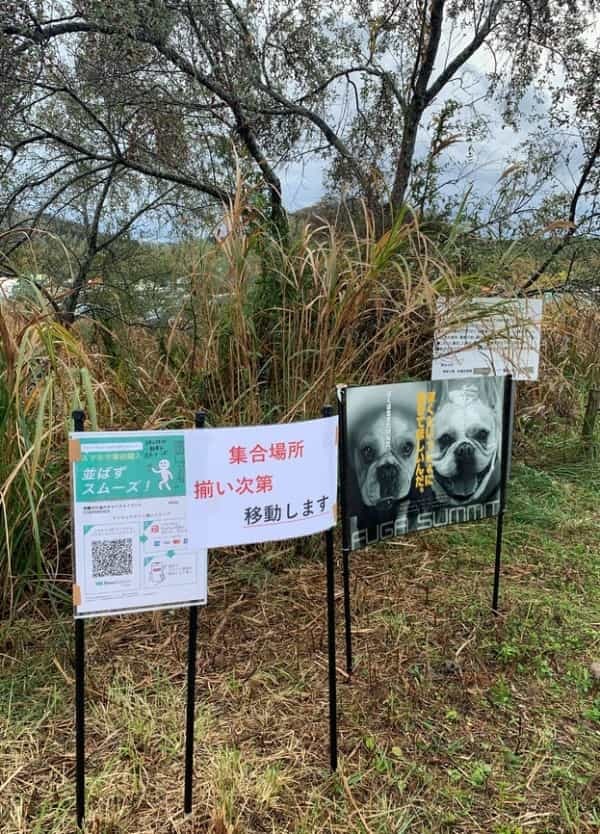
[1,459,599,833]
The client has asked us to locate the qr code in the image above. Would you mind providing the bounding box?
[91,539,133,578]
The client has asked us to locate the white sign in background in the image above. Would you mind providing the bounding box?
[71,430,207,618]
[185,416,339,548]
[432,298,543,381]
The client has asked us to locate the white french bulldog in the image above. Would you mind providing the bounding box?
[431,380,502,506]
[349,398,418,514]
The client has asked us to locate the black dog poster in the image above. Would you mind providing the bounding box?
[340,377,512,551]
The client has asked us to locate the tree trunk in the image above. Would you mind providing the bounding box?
[0,305,17,392]
[581,385,600,453]
[233,112,288,238]
[390,104,422,213]
[60,263,91,326]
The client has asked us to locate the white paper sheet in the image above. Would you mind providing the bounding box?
[185,416,339,547]
[432,298,543,381]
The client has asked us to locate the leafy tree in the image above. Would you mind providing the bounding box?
[2,0,600,295]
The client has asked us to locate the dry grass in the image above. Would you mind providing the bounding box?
[4,201,600,613]
[1,210,454,612]
[2,205,600,832]
[2,462,599,834]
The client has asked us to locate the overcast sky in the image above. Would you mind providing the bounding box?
[277,25,578,213]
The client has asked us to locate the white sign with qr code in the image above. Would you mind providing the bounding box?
[70,429,207,618]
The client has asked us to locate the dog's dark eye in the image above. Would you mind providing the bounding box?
[438,433,453,450]
[475,429,489,445]
[400,441,414,457]
[361,445,375,463]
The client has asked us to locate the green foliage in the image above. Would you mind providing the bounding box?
[0,212,454,611]
[2,452,600,831]
[0,288,95,612]
[2,203,600,614]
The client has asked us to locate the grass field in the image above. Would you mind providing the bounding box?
[1,460,599,834]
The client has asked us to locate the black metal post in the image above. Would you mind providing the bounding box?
[72,409,86,831]
[492,375,514,615]
[184,605,198,813]
[337,388,354,675]
[75,618,85,830]
[322,405,338,771]
[184,409,205,814]
[341,548,352,675]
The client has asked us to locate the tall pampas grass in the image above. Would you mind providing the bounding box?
[2,193,597,615]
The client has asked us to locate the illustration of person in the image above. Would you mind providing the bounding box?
[152,459,173,491]
[148,562,166,583]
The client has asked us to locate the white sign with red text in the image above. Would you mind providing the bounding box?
[185,417,338,547]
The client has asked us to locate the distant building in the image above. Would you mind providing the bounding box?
[0,276,17,299]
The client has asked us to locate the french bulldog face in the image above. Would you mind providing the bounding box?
[432,397,498,502]
[351,410,417,509]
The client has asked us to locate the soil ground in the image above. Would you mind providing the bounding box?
[2,461,599,833]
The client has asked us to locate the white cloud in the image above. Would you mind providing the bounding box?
[280,157,328,211]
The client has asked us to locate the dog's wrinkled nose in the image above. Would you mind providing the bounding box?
[377,463,399,498]
[455,442,475,470]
